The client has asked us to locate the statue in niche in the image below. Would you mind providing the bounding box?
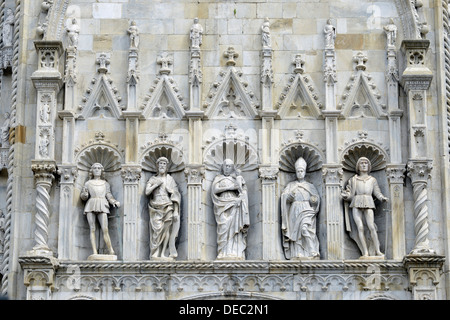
[1,112,10,148]
[190,17,203,49]
[145,157,181,260]
[211,159,249,260]
[81,163,120,260]
[66,18,80,49]
[2,8,14,47]
[281,157,320,260]
[127,21,139,49]
[341,157,389,258]
[323,19,336,49]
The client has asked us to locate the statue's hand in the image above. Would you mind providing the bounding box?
[114,201,121,208]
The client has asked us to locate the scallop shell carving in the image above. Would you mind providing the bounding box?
[77,146,122,172]
[341,144,387,172]
[141,145,185,173]
[204,140,258,172]
[279,144,323,173]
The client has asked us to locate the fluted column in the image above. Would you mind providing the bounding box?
[56,165,77,260]
[322,164,344,260]
[185,165,205,260]
[259,166,282,260]
[121,165,142,261]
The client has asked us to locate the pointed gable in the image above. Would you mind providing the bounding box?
[203,47,260,119]
[76,53,124,120]
[338,51,387,119]
[276,54,323,119]
[140,52,187,119]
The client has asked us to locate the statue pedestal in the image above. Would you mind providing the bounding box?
[87,254,117,261]
[358,255,385,260]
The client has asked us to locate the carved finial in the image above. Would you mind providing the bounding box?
[157,52,173,75]
[224,47,239,66]
[96,52,110,74]
[353,51,367,71]
[293,54,305,74]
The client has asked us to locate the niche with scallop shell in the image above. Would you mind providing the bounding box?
[203,139,259,172]
[341,144,387,172]
[76,145,123,172]
[279,143,324,173]
[141,145,185,173]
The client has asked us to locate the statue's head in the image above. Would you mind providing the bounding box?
[89,162,105,179]
[356,157,371,174]
[221,158,235,176]
[294,157,307,180]
[156,157,169,174]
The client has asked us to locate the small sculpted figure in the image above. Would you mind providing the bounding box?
[281,157,320,260]
[341,157,389,258]
[324,19,336,49]
[145,157,181,260]
[211,159,249,260]
[190,17,203,49]
[1,112,10,148]
[81,163,120,258]
[66,18,80,48]
[128,21,139,49]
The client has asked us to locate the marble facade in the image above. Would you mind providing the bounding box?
[0,0,449,300]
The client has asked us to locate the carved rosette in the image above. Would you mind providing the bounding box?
[407,159,435,255]
[31,160,57,255]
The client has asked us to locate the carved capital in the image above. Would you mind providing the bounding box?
[57,165,78,184]
[386,164,406,184]
[258,165,279,181]
[32,41,64,81]
[400,40,432,90]
[322,164,343,185]
[407,159,432,184]
[31,160,57,185]
[121,165,142,184]
[184,165,205,185]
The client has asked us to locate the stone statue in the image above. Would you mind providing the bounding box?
[341,157,389,258]
[1,112,10,148]
[81,163,120,259]
[66,18,80,48]
[127,21,139,49]
[2,8,14,47]
[190,17,203,49]
[383,18,397,47]
[145,157,181,260]
[281,157,320,260]
[261,17,271,49]
[324,19,336,49]
[211,159,249,260]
